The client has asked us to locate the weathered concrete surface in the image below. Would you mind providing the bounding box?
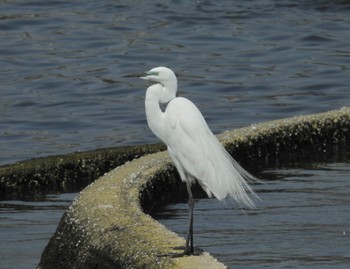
[38,152,226,269]
[0,143,165,200]
[38,107,350,269]
[219,107,350,169]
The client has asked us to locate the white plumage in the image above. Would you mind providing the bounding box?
[141,66,257,255]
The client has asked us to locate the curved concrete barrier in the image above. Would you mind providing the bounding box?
[38,152,226,269]
[0,143,165,200]
[38,107,350,269]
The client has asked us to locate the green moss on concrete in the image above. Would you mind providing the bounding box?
[38,107,350,269]
[0,143,165,200]
[38,152,226,269]
[219,107,350,169]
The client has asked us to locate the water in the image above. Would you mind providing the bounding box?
[1,0,350,165]
[1,0,350,268]
[0,193,77,269]
[156,162,350,268]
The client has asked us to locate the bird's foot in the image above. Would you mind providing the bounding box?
[158,246,203,258]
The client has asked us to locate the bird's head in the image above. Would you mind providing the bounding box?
[141,66,176,85]
[141,66,178,103]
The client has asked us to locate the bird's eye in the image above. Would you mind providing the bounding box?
[147,71,159,76]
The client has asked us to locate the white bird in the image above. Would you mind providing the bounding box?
[141,66,258,255]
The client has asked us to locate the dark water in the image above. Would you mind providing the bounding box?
[1,0,350,268]
[1,0,350,165]
[0,193,76,269]
[156,162,350,268]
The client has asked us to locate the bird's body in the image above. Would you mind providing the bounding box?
[141,66,257,255]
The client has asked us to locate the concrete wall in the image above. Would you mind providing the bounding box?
[0,144,165,200]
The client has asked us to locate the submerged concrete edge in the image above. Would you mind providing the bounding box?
[38,107,350,269]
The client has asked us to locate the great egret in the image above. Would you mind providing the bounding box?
[141,66,257,255]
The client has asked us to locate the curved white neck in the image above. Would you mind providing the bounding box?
[145,84,166,140]
[145,81,177,140]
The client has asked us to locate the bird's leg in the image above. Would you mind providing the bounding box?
[158,181,202,258]
[185,181,195,254]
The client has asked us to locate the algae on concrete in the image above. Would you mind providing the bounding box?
[38,152,226,269]
[219,107,350,168]
[0,143,165,200]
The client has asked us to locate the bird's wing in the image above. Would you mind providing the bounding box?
[165,97,211,179]
[165,97,257,207]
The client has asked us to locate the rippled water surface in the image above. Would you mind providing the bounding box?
[1,0,350,165]
[156,162,350,268]
[0,193,76,269]
[1,0,350,268]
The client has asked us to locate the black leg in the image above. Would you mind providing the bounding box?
[157,181,203,258]
[185,181,194,254]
